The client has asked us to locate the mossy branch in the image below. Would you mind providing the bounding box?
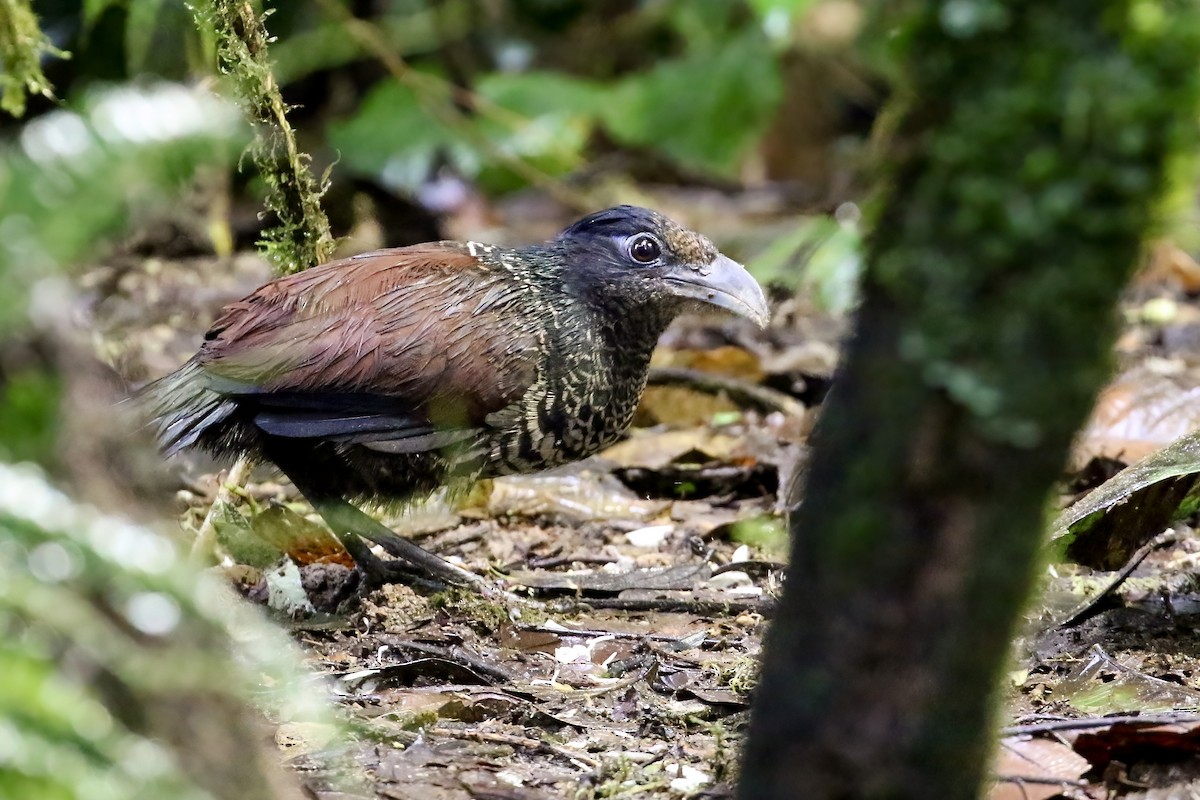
[0,0,67,117]
[197,0,335,273]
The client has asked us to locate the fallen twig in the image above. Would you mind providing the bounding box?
[1000,712,1200,737]
[429,726,601,770]
[648,367,806,418]
[190,457,251,563]
[1053,531,1179,629]
[550,596,775,616]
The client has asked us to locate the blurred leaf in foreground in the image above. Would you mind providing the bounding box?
[0,82,247,335]
[0,461,343,800]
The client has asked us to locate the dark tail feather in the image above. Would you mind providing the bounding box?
[140,360,237,456]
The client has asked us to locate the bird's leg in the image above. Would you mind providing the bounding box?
[323,521,425,588]
[306,493,487,590]
[266,445,493,593]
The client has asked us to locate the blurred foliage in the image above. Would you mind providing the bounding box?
[0,83,244,474]
[82,0,206,74]
[0,367,60,465]
[329,68,604,194]
[322,3,785,188]
[0,83,247,334]
[748,213,862,313]
[269,4,461,85]
[21,0,851,195]
[77,0,211,77]
[0,462,338,799]
[602,30,782,177]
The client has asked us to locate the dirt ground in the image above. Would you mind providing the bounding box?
[76,198,1200,799]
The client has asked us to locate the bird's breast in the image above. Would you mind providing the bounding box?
[485,327,656,476]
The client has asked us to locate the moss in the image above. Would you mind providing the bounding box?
[579,757,672,800]
[428,587,509,632]
[0,0,67,117]
[703,654,760,697]
[869,2,1200,447]
[742,2,1200,797]
[193,0,335,273]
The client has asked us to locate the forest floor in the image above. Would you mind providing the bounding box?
[80,194,1200,800]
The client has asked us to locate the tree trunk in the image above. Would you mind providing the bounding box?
[739,3,1200,797]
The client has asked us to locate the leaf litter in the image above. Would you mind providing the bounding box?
[82,201,1200,798]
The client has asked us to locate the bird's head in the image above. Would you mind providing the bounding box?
[553,205,769,328]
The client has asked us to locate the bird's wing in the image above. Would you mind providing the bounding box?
[195,244,540,450]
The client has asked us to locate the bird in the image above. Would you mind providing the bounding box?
[146,205,769,588]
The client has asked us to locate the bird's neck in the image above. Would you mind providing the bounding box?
[542,288,672,454]
[481,254,677,475]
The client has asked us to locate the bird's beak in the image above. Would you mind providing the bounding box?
[663,254,770,328]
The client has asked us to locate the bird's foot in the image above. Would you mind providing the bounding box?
[333,529,444,590]
[311,496,494,593]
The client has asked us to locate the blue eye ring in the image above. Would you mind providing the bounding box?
[628,234,662,265]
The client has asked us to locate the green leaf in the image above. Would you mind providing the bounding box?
[328,71,601,192]
[477,70,604,119]
[1051,429,1200,569]
[473,71,600,190]
[326,79,460,190]
[601,32,783,177]
[730,516,788,557]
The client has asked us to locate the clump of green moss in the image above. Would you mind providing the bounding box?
[0,0,67,117]
[703,654,760,696]
[429,586,510,632]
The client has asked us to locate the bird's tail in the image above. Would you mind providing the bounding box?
[140,360,237,456]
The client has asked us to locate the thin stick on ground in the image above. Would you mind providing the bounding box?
[190,457,251,563]
[186,0,337,559]
[1052,531,1179,629]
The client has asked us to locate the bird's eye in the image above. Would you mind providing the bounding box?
[628,235,662,265]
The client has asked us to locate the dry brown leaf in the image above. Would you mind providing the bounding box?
[1072,719,1200,768]
[989,737,1090,800]
[652,345,766,381]
[635,385,740,427]
[1072,366,1200,469]
[251,504,352,567]
[600,429,741,470]
[1137,240,1200,293]
[486,471,668,521]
